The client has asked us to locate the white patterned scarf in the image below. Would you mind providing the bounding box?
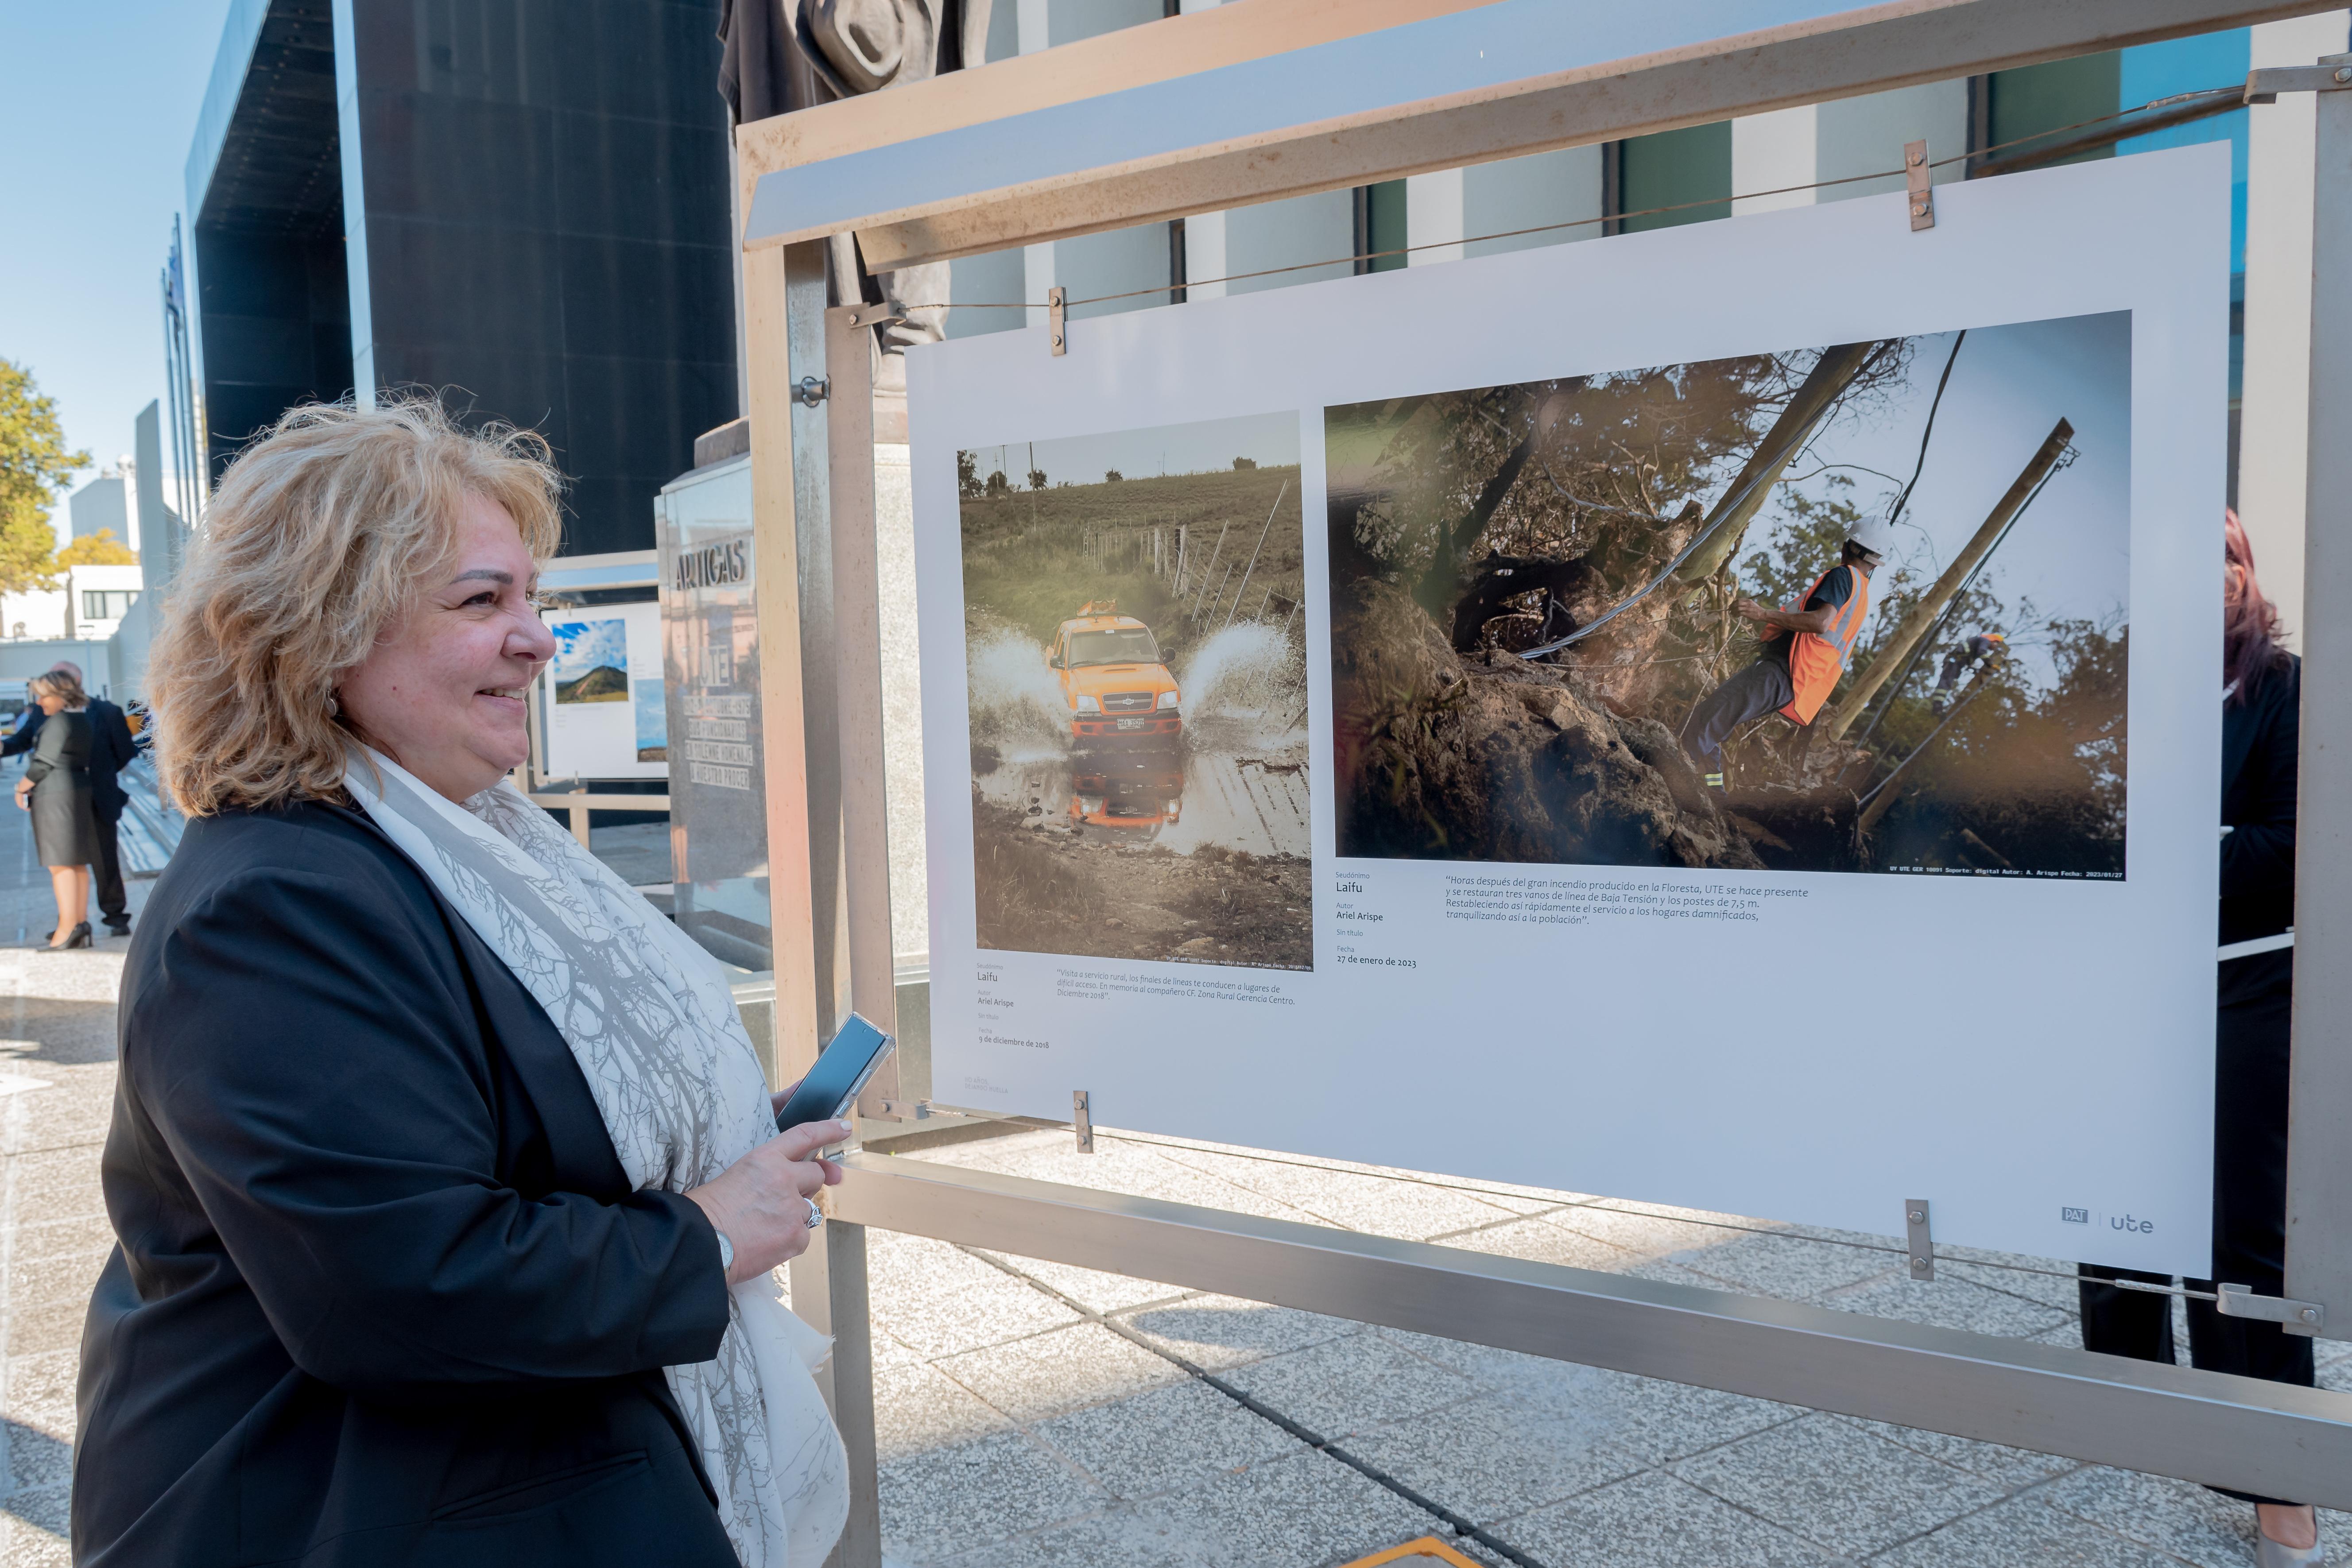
[345,748,847,1567]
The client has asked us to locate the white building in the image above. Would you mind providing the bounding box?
[0,564,143,647]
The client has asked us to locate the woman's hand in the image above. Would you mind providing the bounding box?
[12,780,28,812]
[684,1118,850,1284]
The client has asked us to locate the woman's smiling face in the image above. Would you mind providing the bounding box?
[337,492,556,803]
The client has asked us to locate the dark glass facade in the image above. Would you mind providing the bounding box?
[194,0,735,556]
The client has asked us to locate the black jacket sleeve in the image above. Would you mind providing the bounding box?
[124,857,731,1400]
[0,709,40,758]
[22,709,66,784]
[93,702,136,775]
[2222,662,2298,911]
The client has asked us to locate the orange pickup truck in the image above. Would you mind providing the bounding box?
[1047,600,1182,746]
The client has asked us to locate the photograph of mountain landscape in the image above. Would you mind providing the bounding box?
[553,618,631,705]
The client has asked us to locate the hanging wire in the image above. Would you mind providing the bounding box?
[893,86,2242,316]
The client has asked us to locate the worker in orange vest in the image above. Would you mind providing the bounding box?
[1679,518,1890,790]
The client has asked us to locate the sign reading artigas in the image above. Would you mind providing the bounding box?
[906,147,2231,1276]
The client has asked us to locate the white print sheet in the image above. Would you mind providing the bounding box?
[907,145,2230,1274]
[541,600,667,782]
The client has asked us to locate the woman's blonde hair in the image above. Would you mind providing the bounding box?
[30,670,87,710]
[151,396,564,816]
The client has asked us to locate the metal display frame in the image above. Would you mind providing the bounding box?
[731,4,2352,1560]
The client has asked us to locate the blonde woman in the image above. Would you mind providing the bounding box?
[13,668,99,949]
[76,399,849,1568]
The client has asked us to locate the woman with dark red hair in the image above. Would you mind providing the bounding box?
[2078,511,2318,1565]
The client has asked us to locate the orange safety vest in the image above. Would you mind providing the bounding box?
[1764,565,1870,725]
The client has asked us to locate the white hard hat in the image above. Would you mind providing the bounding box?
[1844,515,1896,560]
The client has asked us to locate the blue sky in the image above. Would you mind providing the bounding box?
[0,2,230,541]
[1763,311,2132,691]
[551,618,631,683]
[970,410,1302,486]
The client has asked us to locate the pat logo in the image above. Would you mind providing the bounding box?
[2061,1207,2089,1224]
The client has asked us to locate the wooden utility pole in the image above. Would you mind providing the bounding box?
[1673,340,1887,585]
[1820,417,2073,741]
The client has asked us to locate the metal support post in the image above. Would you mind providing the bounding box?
[2285,51,2352,1342]
[833,1153,2352,1507]
[742,232,886,1564]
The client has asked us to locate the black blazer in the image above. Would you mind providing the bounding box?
[75,799,741,1568]
[2220,654,2298,949]
[85,696,138,819]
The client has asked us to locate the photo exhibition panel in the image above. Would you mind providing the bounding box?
[907,145,2229,1274]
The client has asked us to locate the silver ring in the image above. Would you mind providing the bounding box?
[804,1196,824,1230]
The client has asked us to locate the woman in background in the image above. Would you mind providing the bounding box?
[14,669,98,950]
[2078,511,2318,1566]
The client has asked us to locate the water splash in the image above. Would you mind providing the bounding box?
[1180,622,1304,735]
[966,628,1069,757]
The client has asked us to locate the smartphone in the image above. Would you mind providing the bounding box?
[774,1012,896,1134]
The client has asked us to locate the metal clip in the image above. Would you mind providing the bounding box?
[1905,1197,1935,1281]
[2245,60,2352,105]
[1073,1088,1093,1153]
[1905,140,1934,231]
[2216,1282,2326,1332]
[1049,286,1067,357]
[794,375,830,407]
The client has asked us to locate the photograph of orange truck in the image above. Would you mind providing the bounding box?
[960,410,1313,969]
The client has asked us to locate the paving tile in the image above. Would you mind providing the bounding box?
[1670,1230,1906,1302]
[872,1358,1014,1464]
[1376,1336,1799,1467]
[932,1504,1204,1568]
[1671,1413,2011,1556]
[2,1416,73,1491]
[863,1230,1083,1358]
[876,1431,1104,1565]
[910,1136,1321,1227]
[932,1323,1186,1424]
[0,1502,71,1563]
[1440,1212,1644,1273]
[1216,1330,1473,1440]
[1140,1145,1527,1240]
[971,1251,1193,1316]
[1031,1378,1301,1500]
[1937,1257,2085,1313]
[1820,1274,2072,1340]
[1495,1467,1850,1567]
[7,1215,115,1266]
[4,1351,80,1424]
[1545,1205,1731,1261]
[1829,1415,2080,1490]
[4,1299,89,1359]
[1341,1391,1647,1525]
[0,1150,109,1216]
[6,1249,108,1311]
[1874,1495,2187,1566]
[1123,1448,1438,1568]
[2042,1465,2352,1568]
[1116,1295,1355,1372]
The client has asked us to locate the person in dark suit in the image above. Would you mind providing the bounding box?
[30,659,138,933]
[12,670,99,949]
[2077,511,2318,1566]
[78,399,851,1568]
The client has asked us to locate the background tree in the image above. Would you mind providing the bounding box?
[0,359,85,596]
[56,527,138,567]
[1027,467,1048,491]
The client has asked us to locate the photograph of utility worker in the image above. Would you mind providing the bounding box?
[959,410,1314,968]
[1325,310,2130,878]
